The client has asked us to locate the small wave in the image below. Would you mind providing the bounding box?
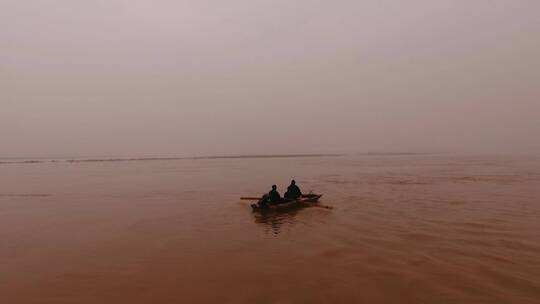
[399,232,440,242]
[374,176,433,185]
[446,175,520,184]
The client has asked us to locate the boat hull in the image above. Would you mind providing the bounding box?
[251,194,322,211]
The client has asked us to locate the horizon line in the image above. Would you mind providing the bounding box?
[0,153,345,164]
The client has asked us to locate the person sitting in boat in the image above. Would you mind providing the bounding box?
[284,180,302,200]
[257,193,270,208]
[268,185,283,204]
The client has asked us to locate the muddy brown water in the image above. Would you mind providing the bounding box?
[1,155,539,303]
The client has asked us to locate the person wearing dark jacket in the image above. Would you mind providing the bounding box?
[268,185,282,203]
[284,180,302,199]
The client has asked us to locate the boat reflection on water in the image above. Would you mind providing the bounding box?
[252,208,301,235]
[251,195,329,235]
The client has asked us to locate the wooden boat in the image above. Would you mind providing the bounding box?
[251,194,322,211]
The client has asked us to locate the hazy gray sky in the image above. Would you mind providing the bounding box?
[1,0,539,157]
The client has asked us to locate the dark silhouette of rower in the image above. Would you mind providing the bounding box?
[268,184,282,203]
[256,185,283,208]
[284,180,302,199]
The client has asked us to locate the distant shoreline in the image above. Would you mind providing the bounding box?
[3,152,532,165]
[0,153,344,165]
[360,152,445,156]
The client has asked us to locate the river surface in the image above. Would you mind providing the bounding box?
[1,155,539,303]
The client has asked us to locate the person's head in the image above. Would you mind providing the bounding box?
[272,185,277,190]
[291,180,296,185]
